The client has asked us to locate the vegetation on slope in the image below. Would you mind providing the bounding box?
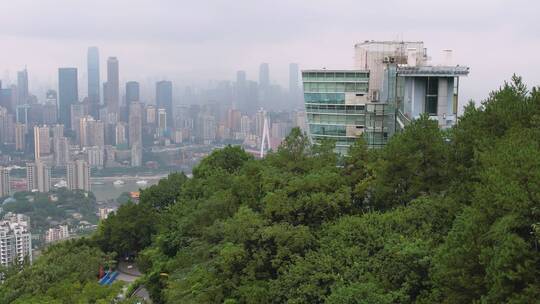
[2,76,540,303]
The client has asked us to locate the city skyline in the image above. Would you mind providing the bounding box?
[0,1,539,107]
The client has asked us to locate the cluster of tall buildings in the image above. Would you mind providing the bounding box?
[0,213,32,267]
[0,47,306,176]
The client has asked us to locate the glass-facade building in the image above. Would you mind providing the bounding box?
[302,70,394,154]
[58,68,78,131]
[302,41,469,154]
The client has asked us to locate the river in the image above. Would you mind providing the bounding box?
[90,178,161,202]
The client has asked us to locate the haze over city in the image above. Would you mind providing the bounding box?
[2,1,540,303]
[1,0,539,105]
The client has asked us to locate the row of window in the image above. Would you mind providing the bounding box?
[308,114,365,126]
[309,124,347,137]
[311,135,359,146]
[302,72,369,82]
[306,104,366,114]
[303,82,368,93]
[304,93,345,104]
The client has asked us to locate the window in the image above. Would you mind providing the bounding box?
[425,77,438,115]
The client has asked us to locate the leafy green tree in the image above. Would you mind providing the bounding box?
[94,201,157,257]
[139,172,187,211]
[192,145,253,178]
[370,114,448,209]
[0,240,121,304]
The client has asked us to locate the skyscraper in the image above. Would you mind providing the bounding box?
[66,160,90,192]
[125,81,140,105]
[156,81,173,128]
[33,125,50,161]
[259,63,270,89]
[0,167,10,197]
[289,63,300,103]
[58,68,78,130]
[105,57,119,116]
[0,84,16,113]
[234,71,247,112]
[15,123,26,151]
[17,69,29,106]
[87,47,100,118]
[128,101,142,148]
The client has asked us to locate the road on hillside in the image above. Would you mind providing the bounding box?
[117,261,152,303]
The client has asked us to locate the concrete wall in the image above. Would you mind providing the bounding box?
[437,78,448,126]
[345,93,368,105]
[403,77,426,119]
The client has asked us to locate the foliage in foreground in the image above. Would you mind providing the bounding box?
[2,76,540,304]
[0,240,121,304]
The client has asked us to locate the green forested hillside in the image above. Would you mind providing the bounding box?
[2,76,540,303]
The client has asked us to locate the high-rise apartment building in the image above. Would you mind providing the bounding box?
[85,146,104,168]
[157,108,167,135]
[128,101,143,148]
[0,106,15,145]
[115,122,127,146]
[58,68,78,130]
[67,160,90,192]
[302,41,469,154]
[146,105,156,125]
[156,81,173,128]
[196,114,216,144]
[87,47,100,118]
[105,57,119,116]
[45,225,69,244]
[53,136,70,167]
[15,123,26,151]
[0,213,32,267]
[33,125,50,161]
[26,162,50,192]
[0,167,10,197]
[70,103,87,141]
[79,116,105,147]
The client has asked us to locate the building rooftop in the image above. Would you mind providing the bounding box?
[397,66,470,77]
[355,40,424,47]
[301,69,369,73]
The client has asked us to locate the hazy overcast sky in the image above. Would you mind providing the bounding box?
[0,0,539,104]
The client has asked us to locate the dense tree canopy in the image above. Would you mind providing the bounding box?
[3,76,540,303]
